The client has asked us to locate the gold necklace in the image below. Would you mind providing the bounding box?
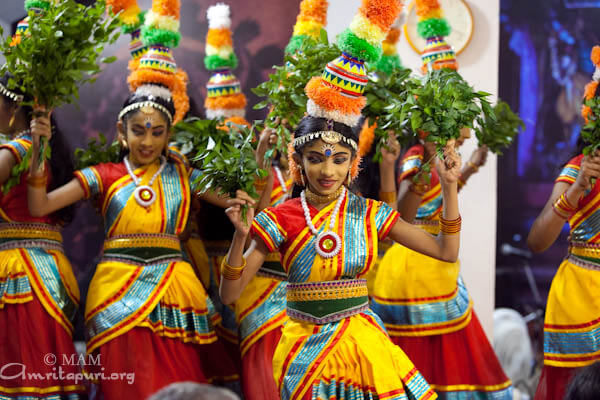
[305,185,344,205]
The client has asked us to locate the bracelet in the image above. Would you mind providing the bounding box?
[409,183,429,196]
[439,214,462,235]
[379,191,397,205]
[221,257,247,280]
[457,177,466,190]
[552,193,578,220]
[26,172,48,188]
[467,161,479,172]
[254,177,268,191]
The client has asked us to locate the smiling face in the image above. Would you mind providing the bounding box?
[118,107,169,167]
[295,139,354,196]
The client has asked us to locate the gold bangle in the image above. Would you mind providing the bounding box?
[467,161,479,173]
[26,173,47,188]
[457,178,466,189]
[379,191,397,205]
[552,193,578,220]
[254,177,268,191]
[439,215,462,235]
[221,257,247,280]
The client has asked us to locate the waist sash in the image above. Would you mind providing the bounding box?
[286,279,369,324]
[102,233,182,265]
[568,241,600,270]
[0,222,63,252]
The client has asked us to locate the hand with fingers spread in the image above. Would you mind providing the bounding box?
[574,150,600,191]
[380,134,401,168]
[436,139,462,186]
[225,189,257,235]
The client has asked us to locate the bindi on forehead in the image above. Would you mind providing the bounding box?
[305,140,349,156]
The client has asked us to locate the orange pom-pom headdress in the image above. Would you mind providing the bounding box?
[123,0,189,124]
[582,46,600,124]
[288,0,401,185]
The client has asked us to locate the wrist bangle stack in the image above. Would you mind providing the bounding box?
[457,177,466,190]
[221,257,247,280]
[379,191,397,205]
[26,172,48,188]
[440,214,462,235]
[467,161,479,172]
[552,193,578,220]
[254,177,268,191]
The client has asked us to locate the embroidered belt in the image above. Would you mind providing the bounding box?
[413,219,440,235]
[286,279,369,324]
[257,252,286,280]
[0,222,63,252]
[102,233,182,265]
[567,242,600,271]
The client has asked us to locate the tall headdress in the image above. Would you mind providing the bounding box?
[289,0,402,184]
[583,46,600,124]
[107,0,149,71]
[285,0,329,55]
[416,0,457,73]
[371,14,404,75]
[11,0,54,46]
[126,0,189,124]
[203,3,247,124]
[304,0,402,127]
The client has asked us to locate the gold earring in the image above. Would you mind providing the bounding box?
[8,114,15,129]
[119,138,128,150]
[346,172,351,186]
[300,170,306,187]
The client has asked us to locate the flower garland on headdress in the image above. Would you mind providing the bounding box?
[583,46,600,123]
[127,0,189,124]
[289,0,402,184]
[203,3,248,124]
[416,0,457,74]
[285,0,329,55]
[372,14,404,75]
[107,0,148,71]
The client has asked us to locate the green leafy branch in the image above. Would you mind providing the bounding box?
[252,30,339,161]
[191,122,268,222]
[74,133,120,170]
[362,67,415,162]
[383,69,494,151]
[0,0,120,193]
[171,117,222,165]
[581,97,600,156]
[475,100,524,155]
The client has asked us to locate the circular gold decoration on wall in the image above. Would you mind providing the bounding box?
[404,0,474,55]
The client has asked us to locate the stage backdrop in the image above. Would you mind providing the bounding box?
[0,0,301,340]
[496,0,600,315]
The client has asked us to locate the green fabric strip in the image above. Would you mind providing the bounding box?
[287,296,368,319]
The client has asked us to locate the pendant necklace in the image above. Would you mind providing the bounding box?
[124,155,167,208]
[301,186,346,258]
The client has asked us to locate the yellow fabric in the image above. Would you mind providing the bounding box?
[373,243,459,301]
[546,258,600,328]
[0,248,79,335]
[184,236,211,291]
[273,314,435,400]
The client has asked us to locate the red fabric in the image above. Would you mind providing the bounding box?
[241,328,282,400]
[89,327,239,400]
[391,312,510,388]
[0,296,85,397]
[534,365,578,400]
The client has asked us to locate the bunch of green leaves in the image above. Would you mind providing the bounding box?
[191,122,268,222]
[475,100,524,155]
[384,69,494,151]
[362,67,415,161]
[252,30,339,160]
[0,0,120,109]
[74,133,120,170]
[0,0,120,193]
[581,97,600,156]
[171,117,221,164]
